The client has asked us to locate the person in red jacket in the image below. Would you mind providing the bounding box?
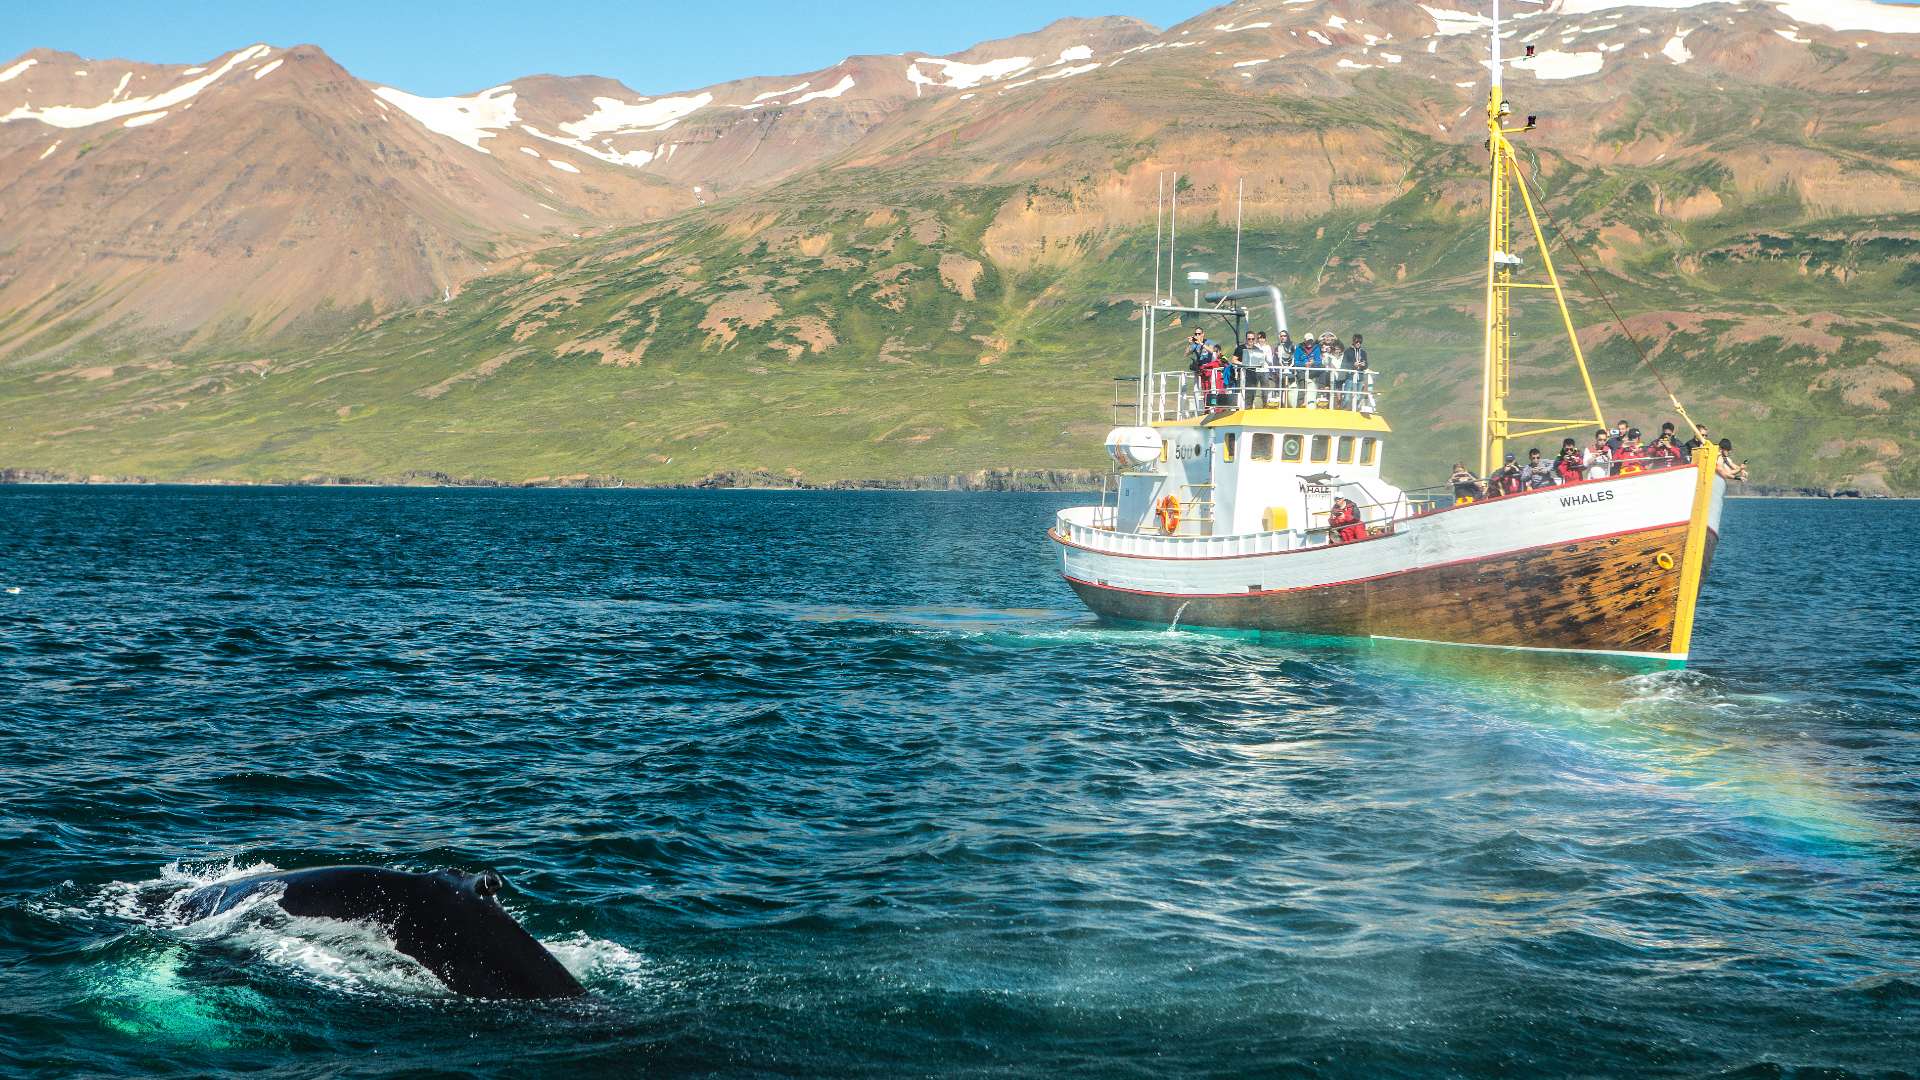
[1329,498,1368,544]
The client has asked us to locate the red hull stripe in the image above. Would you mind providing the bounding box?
[1048,468,1700,563]
[1061,519,1691,599]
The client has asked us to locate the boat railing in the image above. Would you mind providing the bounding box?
[1057,506,1405,558]
[1146,370,1381,423]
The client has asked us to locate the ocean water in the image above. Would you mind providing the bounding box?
[1,487,1916,1077]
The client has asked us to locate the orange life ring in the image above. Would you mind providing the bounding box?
[1620,464,1644,476]
[1156,495,1182,534]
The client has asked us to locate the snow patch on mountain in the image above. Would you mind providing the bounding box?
[0,58,37,83]
[788,75,854,104]
[254,59,283,80]
[560,92,712,139]
[1215,21,1272,33]
[0,44,269,129]
[123,110,166,127]
[548,158,580,173]
[750,81,810,103]
[372,83,517,153]
[1554,0,1920,34]
[907,55,1033,93]
[1509,49,1606,79]
[1662,29,1694,63]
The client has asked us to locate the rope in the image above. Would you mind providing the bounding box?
[1516,155,1704,441]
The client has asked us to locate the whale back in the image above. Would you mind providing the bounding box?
[177,865,585,999]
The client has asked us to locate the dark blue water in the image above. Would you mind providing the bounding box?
[2,488,1917,1077]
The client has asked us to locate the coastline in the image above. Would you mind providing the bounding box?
[0,466,1105,494]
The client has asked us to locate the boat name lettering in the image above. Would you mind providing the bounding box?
[1559,490,1615,508]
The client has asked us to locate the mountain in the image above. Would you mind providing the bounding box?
[2,0,1918,493]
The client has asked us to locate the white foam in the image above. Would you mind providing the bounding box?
[253,58,283,80]
[372,83,517,153]
[542,932,651,991]
[1,44,269,129]
[0,58,37,83]
[788,74,854,103]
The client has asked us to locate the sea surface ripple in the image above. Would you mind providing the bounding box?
[1,488,1917,1076]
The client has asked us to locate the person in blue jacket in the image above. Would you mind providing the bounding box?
[1293,333,1322,405]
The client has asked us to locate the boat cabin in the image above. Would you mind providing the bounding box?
[1102,287,1408,547]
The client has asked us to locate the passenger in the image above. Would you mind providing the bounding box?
[1348,334,1375,413]
[1584,429,1613,480]
[1255,332,1280,404]
[1329,497,1368,544]
[1617,428,1646,470]
[1273,330,1296,405]
[1324,336,1349,408]
[1659,421,1678,448]
[1520,448,1559,489]
[1186,329,1210,413]
[1493,452,1523,496]
[1715,437,1749,481]
[1293,334,1322,407]
[1317,332,1339,404]
[1555,440,1584,484]
[1201,342,1226,411]
[1682,423,1709,460]
[1646,433,1683,468]
[1607,419,1630,456]
[1450,463,1485,501]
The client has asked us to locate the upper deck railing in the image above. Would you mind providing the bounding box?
[1147,368,1381,423]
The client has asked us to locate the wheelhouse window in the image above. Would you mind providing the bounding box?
[1310,435,1330,463]
[1337,436,1355,464]
[1281,434,1304,462]
[1360,437,1378,465]
[1251,433,1274,461]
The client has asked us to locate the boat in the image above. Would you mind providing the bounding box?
[1049,1,1725,667]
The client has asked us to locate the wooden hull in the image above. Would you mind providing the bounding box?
[1053,465,1725,663]
[1067,522,1715,659]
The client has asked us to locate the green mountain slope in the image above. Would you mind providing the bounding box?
[3,0,1919,493]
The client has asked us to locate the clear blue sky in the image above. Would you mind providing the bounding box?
[1,0,1203,97]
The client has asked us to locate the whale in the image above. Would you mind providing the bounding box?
[176,866,585,1000]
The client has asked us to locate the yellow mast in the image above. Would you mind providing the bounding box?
[1479,0,1607,477]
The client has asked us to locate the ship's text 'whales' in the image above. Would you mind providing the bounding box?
[177,866,585,999]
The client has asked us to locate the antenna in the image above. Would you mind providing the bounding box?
[1232,177,1244,292]
[1168,172,1179,304]
[1154,173,1164,304]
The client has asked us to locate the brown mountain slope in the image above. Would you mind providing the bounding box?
[0,44,690,353]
